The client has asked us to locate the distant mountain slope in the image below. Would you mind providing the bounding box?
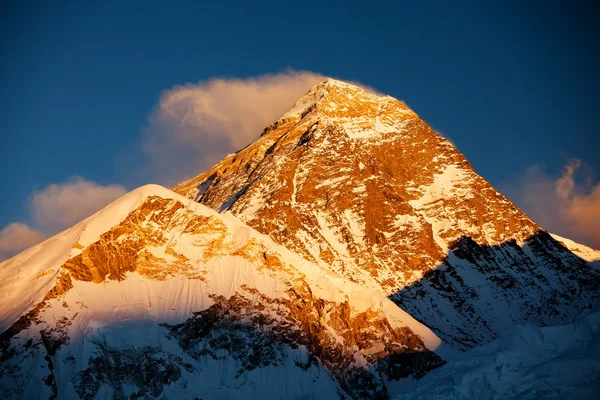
[0,185,447,400]
[174,79,600,349]
[551,233,600,268]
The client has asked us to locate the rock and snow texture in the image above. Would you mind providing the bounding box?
[174,78,600,349]
[2,78,600,399]
[395,310,600,400]
[391,231,600,349]
[0,185,445,400]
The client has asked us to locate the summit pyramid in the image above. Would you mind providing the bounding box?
[174,78,600,349]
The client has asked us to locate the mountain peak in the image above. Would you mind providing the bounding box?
[262,77,417,140]
[171,76,600,353]
[309,77,368,93]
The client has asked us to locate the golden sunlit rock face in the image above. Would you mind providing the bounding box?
[174,79,599,349]
[174,79,538,291]
[62,196,225,282]
[56,196,311,285]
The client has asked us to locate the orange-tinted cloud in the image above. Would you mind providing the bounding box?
[30,177,127,232]
[509,159,600,249]
[142,70,327,185]
[0,223,46,261]
[0,177,127,261]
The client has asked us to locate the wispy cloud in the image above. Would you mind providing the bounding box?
[505,159,600,249]
[0,223,46,261]
[0,177,127,261]
[141,70,327,185]
[29,177,127,232]
[3,71,377,259]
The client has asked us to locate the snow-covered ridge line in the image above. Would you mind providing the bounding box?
[550,233,600,265]
[0,184,174,330]
[0,184,445,354]
[0,184,220,331]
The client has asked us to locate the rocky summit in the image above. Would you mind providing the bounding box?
[1,79,599,399]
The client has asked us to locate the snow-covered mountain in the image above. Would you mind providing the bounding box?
[1,78,599,399]
[174,79,600,349]
[0,185,448,400]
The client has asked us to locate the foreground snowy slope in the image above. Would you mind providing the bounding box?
[0,185,448,400]
[174,79,600,349]
[395,309,600,400]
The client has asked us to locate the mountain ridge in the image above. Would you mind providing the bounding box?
[0,184,450,400]
[1,78,599,399]
[173,79,599,349]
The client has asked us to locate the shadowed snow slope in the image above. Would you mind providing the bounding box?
[395,309,600,400]
[0,184,449,400]
[551,233,600,268]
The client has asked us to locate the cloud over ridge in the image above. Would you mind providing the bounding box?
[0,223,46,261]
[30,177,127,232]
[0,178,127,261]
[142,70,328,185]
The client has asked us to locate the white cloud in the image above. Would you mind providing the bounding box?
[142,70,328,185]
[507,159,600,249]
[0,177,127,261]
[0,223,45,261]
[139,70,385,186]
[30,177,127,232]
[2,71,379,259]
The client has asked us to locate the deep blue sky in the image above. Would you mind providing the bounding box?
[1,0,598,228]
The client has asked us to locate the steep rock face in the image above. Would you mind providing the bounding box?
[0,186,445,400]
[174,79,600,349]
[174,80,537,288]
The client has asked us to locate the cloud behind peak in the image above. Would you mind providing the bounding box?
[0,177,127,261]
[142,70,327,186]
[506,159,600,249]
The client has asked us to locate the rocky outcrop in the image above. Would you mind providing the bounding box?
[173,80,540,289]
[166,290,443,399]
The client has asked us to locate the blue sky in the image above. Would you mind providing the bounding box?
[1,0,599,256]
